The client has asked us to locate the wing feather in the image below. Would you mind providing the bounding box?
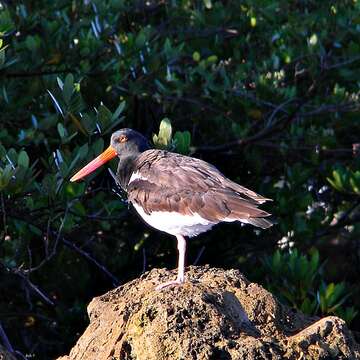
[125,149,272,227]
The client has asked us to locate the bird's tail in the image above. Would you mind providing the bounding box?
[219,192,275,229]
[240,216,275,229]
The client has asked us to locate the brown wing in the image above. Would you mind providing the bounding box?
[126,149,273,228]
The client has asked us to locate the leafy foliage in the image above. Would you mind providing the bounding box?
[0,1,359,359]
[153,118,192,154]
[263,249,358,324]
[327,165,360,195]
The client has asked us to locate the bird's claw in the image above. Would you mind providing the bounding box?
[155,278,185,291]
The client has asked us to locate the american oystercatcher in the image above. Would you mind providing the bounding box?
[70,128,273,289]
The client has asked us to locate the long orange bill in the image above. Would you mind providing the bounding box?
[70,145,117,182]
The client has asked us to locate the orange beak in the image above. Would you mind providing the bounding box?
[70,145,117,182]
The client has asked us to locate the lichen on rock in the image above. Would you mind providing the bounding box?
[58,266,360,360]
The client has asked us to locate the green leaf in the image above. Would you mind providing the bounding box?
[332,170,343,188]
[68,152,80,175]
[193,51,201,62]
[57,123,67,139]
[25,35,38,51]
[135,30,146,47]
[63,73,74,105]
[174,131,191,154]
[153,118,172,148]
[349,177,360,194]
[57,77,64,90]
[164,38,172,57]
[203,0,212,9]
[207,55,218,63]
[92,138,104,156]
[111,101,126,121]
[0,164,14,190]
[47,90,64,117]
[78,144,89,160]
[81,113,95,133]
[309,33,318,46]
[325,283,335,300]
[69,113,88,136]
[98,103,112,129]
[104,116,125,135]
[17,150,29,168]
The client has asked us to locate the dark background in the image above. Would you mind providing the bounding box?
[0,1,359,358]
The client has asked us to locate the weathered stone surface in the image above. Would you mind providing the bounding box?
[58,266,360,360]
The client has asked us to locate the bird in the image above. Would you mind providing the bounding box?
[70,128,273,289]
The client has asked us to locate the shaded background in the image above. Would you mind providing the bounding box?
[0,1,359,358]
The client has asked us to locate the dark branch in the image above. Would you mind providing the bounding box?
[61,237,120,287]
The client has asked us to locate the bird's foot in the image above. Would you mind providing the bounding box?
[155,278,185,291]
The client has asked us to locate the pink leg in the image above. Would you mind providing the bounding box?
[156,235,186,290]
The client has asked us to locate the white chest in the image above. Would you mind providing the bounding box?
[132,203,215,238]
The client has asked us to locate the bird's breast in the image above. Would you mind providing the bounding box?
[132,203,216,237]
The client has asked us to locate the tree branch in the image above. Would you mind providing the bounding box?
[1,211,121,287]
[192,70,321,153]
[61,237,120,287]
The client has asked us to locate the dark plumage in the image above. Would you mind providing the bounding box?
[126,149,272,229]
[71,128,273,289]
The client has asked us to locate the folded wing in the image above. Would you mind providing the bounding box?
[126,149,273,229]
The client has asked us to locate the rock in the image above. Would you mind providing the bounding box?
[58,266,360,360]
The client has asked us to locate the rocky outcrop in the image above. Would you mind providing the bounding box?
[58,266,360,360]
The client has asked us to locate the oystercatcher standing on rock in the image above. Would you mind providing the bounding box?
[71,128,273,289]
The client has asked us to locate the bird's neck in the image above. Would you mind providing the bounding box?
[116,154,139,190]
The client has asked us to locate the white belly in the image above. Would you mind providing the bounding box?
[132,203,216,237]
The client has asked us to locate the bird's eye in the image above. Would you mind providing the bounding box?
[117,135,127,143]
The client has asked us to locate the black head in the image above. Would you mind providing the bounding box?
[110,128,150,157]
[70,128,150,182]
